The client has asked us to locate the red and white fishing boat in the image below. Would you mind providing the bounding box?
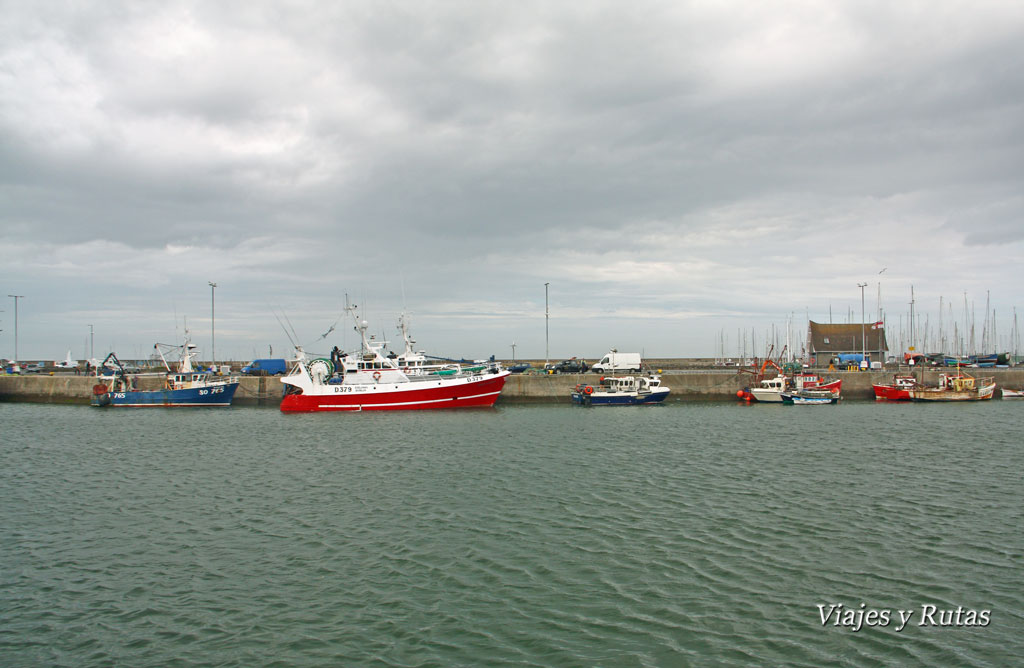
[872,374,918,401]
[280,311,509,412]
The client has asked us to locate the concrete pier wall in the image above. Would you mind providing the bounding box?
[3,368,1023,406]
[507,368,1024,401]
[0,375,283,407]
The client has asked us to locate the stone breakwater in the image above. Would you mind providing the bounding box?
[2,368,1023,405]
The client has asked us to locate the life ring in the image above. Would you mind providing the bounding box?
[92,384,109,396]
[372,371,381,381]
[583,385,594,395]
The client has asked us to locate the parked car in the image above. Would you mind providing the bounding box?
[545,358,589,374]
[508,363,533,374]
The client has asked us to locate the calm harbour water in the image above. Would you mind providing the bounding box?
[1,401,1022,667]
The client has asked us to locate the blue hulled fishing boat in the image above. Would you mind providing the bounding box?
[91,337,239,408]
[571,375,670,406]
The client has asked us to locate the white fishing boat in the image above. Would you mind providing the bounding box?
[749,375,790,403]
[1001,387,1024,399]
[571,375,670,405]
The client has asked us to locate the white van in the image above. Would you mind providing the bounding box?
[591,349,642,373]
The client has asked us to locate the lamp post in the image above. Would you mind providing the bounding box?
[89,324,94,360]
[544,282,550,368]
[878,268,886,365]
[209,282,217,370]
[8,295,24,362]
[857,283,867,369]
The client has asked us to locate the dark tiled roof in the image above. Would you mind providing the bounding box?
[808,321,888,354]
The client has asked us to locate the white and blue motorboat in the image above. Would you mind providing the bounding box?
[91,337,239,408]
[780,389,838,405]
[571,375,670,406]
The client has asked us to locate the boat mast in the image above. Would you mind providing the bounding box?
[908,285,915,355]
[939,296,944,356]
[982,290,990,353]
[1014,308,1020,362]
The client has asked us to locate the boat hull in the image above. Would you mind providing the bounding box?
[908,384,996,402]
[1002,388,1024,399]
[783,395,837,405]
[91,382,239,407]
[750,388,785,403]
[279,373,508,412]
[872,384,912,401]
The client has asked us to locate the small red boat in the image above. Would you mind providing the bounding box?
[872,374,918,401]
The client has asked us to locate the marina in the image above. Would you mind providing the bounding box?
[3,4,1022,666]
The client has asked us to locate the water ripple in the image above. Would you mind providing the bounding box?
[1,402,1022,666]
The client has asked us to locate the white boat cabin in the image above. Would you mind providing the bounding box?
[597,375,662,393]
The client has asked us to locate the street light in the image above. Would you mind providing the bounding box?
[209,282,217,370]
[858,283,867,369]
[544,282,550,368]
[8,295,24,362]
[877,268,886,364]
[89,324,94,361]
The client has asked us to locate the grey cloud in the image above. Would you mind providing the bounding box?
[2,1,1023,359]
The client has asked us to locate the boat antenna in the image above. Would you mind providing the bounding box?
[271,308,299,350]
[282,310,300,346]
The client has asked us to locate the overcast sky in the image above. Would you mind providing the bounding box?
[3,1,1023,363]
